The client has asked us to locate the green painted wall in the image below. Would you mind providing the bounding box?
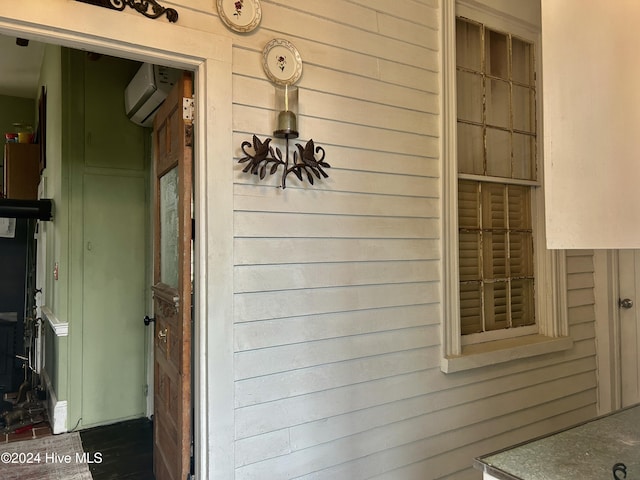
[64,50,150,429]
[39,47,150,429]
[37,44,67,402]
[3,45,152,430]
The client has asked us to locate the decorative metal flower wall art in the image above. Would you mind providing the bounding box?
[240,39,331,189]
[238,135,330,189]
[111,0,178,22]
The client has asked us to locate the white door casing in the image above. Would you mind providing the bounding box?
[618,251,640,407]
[595,250,640,414]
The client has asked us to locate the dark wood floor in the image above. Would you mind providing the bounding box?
[79,417,154,480]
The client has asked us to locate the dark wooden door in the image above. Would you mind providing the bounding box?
[151,71,193,480]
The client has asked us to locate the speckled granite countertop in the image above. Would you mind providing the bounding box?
[475,405,640,480]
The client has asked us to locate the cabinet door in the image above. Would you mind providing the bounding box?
[4,144,40,200]
[542,0,640,248]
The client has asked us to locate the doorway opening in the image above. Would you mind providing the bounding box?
[0,9,236,479]
[0,34,195,479]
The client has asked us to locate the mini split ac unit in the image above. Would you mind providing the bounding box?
[124,63,181,127]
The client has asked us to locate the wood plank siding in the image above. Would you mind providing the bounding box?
[229,1,598,479]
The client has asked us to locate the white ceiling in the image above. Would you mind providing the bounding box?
[0,34,46,99]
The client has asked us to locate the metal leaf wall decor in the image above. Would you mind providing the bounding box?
[238,135,331,189]
[75,0,178,23]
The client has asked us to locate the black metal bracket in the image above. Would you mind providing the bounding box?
[237,135,331,189]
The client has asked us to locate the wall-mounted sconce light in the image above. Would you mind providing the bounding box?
[275,85,298,138]
[237,39,330,189]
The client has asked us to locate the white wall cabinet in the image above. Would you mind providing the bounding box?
[542,0,640,248]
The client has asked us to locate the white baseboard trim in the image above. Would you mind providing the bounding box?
[42,369,67,434]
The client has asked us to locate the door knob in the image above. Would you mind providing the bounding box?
[619,298,634,309]
[157,328,167,341]
[144,315,155,326]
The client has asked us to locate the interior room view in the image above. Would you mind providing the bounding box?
[0,32,177,479]
[2,1,640,480]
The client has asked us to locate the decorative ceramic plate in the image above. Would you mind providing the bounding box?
[262,38,303,86]
[217,0,261,33]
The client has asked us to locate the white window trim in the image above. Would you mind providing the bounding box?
[440,0,572,374]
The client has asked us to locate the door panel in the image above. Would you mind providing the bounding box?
[619,250,640,406]
[83,174,147,425]
[152,71,193,480]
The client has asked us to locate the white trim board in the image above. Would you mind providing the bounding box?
[41,306,68,337]
[593,250,620,415]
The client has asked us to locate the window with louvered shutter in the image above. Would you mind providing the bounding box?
[456,17,537,336]
[441,2,571,373]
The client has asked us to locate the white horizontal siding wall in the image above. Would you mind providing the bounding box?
[233,1,443,478]
[230,1,599,479]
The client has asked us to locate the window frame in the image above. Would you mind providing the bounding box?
[441,0,572,373]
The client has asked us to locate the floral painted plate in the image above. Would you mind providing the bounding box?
[217,0,261,33]
[262,38,303,86]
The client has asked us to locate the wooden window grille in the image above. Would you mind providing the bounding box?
[456,17,537,335]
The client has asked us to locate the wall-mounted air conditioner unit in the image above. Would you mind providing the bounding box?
[124,63,181,127]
